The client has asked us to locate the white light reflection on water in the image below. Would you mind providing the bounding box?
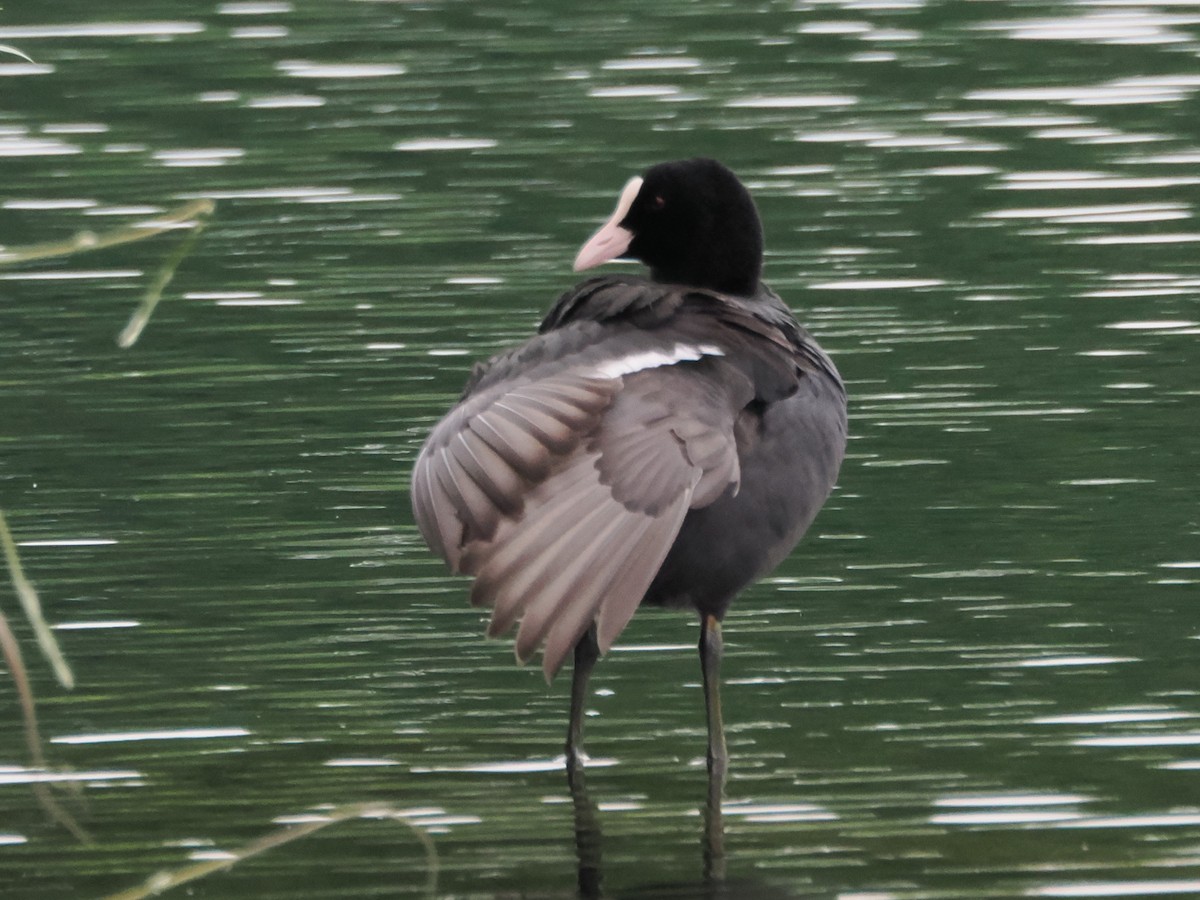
[217,2,293,14]
[0,136,80,157]
[870,134,1005,152]
[980,11,1200,47]
[215,297,302,307]
[245,94,325,109]
[275,61,407,79]
[1056,811,1200,828]
[1106,320,1198,331]
[51,727,250,745]
[1013,655,1137,668]
[968,76,1200,106]
[602,56,702,72]
[1075,233,1200,245]
[0,766,143,786]
[178,186,350,201]
[587,85,682,99]
[1059,478,1153,486]
[997,171,1200,191]
[18,537,118,547]
[412,755,618,774]
[282,807,484,834]
[727,94,859,109]
[0,22,204,39]
[797,128,897,144]
[932,809,1084,825]
[230,26,289,40]
[2,198,97,210]
[1032,708,1195,726]
[393,138,498,152]
[980,202,1191,224]
[809,278,946,291]
[152,148,245,167]
[724,800,839,823]
[610,643,693,653]
[930,790,1200,852]
[0,269,141,280]
[1081,274,1200,298]
[1031,126,1168,146]
[597,800,644,812]
[1074,733,1200,748]
[935,792,1091,808]
[1028,881,1200,897]
[0,62,53,76]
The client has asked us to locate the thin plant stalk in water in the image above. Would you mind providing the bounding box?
[0,198,216,347]
[0,44,34,64]
[0,509,88,841]
[0,510,74,690]
[117,204,213,348]
[100,803,440,900]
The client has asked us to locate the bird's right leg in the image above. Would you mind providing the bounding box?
[566,622,600,771]
[565,623,602,898]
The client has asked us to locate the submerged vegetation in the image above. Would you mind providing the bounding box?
[101,803,440,900]
[1,197,216,839]
[0,198,216,347]
[0,199,446,895]
[0,510,87,842]
[0,193,250,863]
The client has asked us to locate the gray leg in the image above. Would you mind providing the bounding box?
[700,614,727,879]
[566,623,600,770]
[700,614,728,781]
[565,623,602,897]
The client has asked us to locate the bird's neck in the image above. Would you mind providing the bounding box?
[650,260,761,297]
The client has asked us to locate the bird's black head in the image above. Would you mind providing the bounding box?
[574,158,764,297]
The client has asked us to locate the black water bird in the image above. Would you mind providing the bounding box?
[412,158,847,785]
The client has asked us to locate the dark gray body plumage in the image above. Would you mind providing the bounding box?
[411,273,847,678]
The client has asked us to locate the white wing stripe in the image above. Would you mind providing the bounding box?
[592,342,724,378]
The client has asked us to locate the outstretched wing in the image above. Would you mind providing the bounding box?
[412,332,750,679]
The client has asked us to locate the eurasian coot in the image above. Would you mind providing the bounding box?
[412,158,847,777]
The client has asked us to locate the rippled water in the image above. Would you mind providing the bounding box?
[1,2,1198,898]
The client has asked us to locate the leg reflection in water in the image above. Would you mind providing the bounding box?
[566,753,603,899]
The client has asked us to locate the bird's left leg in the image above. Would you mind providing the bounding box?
[700,613,728,783]
[699,613,727,878]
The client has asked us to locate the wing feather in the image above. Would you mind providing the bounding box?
[594,493,691,653]
[490,399,578,454]
[479,468,615,635]
[411,450,454,560]
[451,429,524,517]
[469,413,552,480]
[434,445,498,540]
[512,494,641,662]
[538,512,662,677]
